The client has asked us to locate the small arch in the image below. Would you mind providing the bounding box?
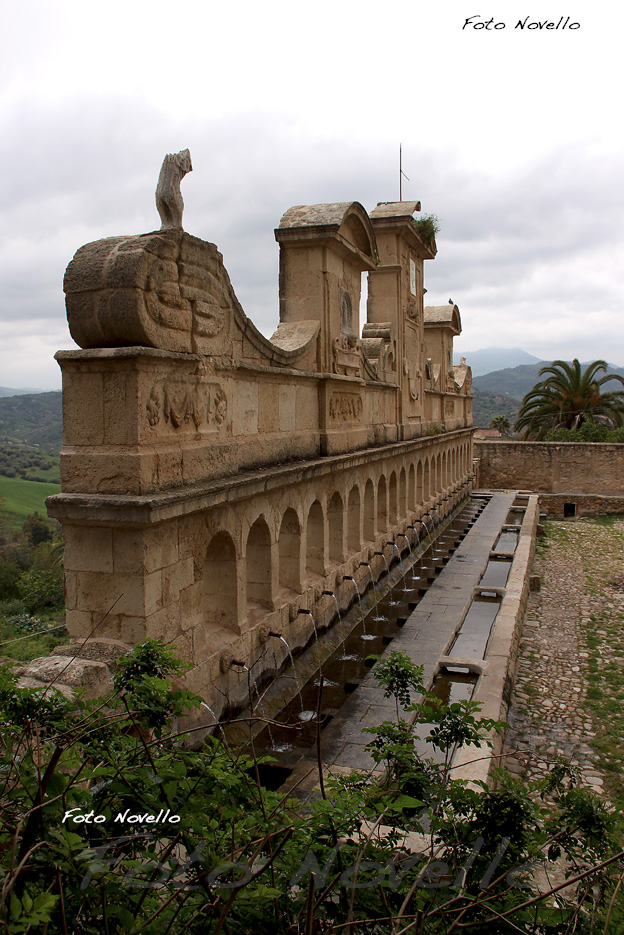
[424,459,430,502]
[389,472,398,525]
[328,491,344,564]
[399,468,407,518]
[364,479,375,541]
[377,475,387,533]
[279,508,301,592]
[204,531,238,629]
[246,516,272,610]
[306,500,325,577]
[416,461,423,505]
[436,453,442,493]
[348,485,361,552]
[408,464,415,512]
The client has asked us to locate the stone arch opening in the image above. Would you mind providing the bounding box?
[417,461,423,504]
[436,453,442,493]
[306,500,325,577]
[348,485,361,552]
[328,491,344,564]
[204,531,238,629]
[364,479,375,541]
[246,516,272,610]
[399,468,407,518]
[389,472,398,525]
[424,459,430,501]
[408,464,415,512]
[377,475,387,532]
[278,508,301,592]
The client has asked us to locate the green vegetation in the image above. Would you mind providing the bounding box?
[472,387,521,428]
[0,644,622,933]
[490,414,511,435]
[473,361,624,401]
[0,503,65,664]
[0,441,60,482]
[515,359,624,440]
[544,423,624,443]
[0,390,62,451]
[0,475,60,520]
[412,213,440,246]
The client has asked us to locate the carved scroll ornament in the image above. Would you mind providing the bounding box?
[63,230,237,355]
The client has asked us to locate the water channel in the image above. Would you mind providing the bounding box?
[221,496,496,775]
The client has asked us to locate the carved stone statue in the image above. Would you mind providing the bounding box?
[155,149,192,230]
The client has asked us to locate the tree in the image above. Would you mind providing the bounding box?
[1,643,622,933]
[22,512,52,548]
[491,414,511,436]
[514,358,624,440]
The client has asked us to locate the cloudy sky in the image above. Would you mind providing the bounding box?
[1,0,622,389]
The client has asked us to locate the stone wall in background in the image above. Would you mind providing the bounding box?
[476,440,624,495]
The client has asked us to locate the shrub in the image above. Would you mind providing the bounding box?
[0,644,621,933]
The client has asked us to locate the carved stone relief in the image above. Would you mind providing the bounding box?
[329,394,363,422]
[403,359,420,401]
[64,231,234,355]
[145,381,228,431]
[332,336,362,377]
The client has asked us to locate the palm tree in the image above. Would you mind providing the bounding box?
[490,415,511,436]
[514,359,624,439]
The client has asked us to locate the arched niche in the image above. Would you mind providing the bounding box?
[204,531,238,629]
[364,479,375,542]
[347,485,361,552]
[306,500,325,577]
[246,516,272,610]
[278,508,301,592]
[328,491,344,564]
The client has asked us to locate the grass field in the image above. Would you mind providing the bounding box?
[0,474,61,521]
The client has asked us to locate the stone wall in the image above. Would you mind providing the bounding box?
[46,191,475,716]
[475,440,624,499]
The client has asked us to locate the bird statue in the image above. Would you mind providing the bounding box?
[448,298,454,305]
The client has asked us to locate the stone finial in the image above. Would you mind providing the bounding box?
[155,149,192,230]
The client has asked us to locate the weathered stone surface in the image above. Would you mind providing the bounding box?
[155,149,192,231]
[50,637,131,668]
[16,677,75,700]
[19,656,113,699]
[48,194,476,715]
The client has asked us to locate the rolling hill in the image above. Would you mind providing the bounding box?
[0,392,62,451]
[473,361,624,400]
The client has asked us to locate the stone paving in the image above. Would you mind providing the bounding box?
[504,516,624,797]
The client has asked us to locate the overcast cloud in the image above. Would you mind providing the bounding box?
[1,0,622,389]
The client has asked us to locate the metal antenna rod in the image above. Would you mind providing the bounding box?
[399,143,410,201]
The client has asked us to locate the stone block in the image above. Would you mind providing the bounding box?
[19,656,113,699]
[75,572,146,618]
[62,372,104,445]
[17,677,75,700]
[64,526,113,573]
[51,637,132,668]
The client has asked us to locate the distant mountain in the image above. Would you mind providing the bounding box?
[473,361,624,401]
[0,386,47,398]
[472,388,522,428]
[0,392,62,451]
[453,347,541,377]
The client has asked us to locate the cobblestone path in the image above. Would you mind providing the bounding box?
[504,516,624,800]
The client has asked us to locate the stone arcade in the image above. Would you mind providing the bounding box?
[46,175,474,717]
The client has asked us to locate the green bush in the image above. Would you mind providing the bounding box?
[0,643,622,933]
[544,423,624,442]
[0,560,21,601]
